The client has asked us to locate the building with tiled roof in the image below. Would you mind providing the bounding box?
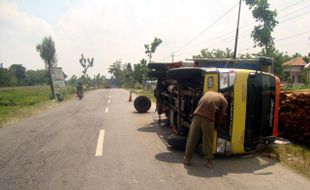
[282,57,307,84]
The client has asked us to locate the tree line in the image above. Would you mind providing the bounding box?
[194,48,309,81]
[107,38,162,88]
[0,64,49,87]
[0,63,109,88]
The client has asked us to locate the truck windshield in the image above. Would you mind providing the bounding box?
[245,73,276,150]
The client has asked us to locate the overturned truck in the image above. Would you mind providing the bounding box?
[148,58,280,155]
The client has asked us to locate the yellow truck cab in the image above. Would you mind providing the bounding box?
[148,57,280,155]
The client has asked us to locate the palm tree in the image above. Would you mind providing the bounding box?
[36,36,57,98]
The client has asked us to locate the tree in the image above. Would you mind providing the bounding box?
[124,63,133,86]
[9,64,26,85]
[244,0,278,55]
[79,53,94,76]
[108,59,125,87]
[133,59,148,84]
[263,48,290,79]
[193,48,233,58]
[36,36,57,98]
[24,70,49,86]
[303,56,309,63]
[144,37,163,63]
[66,75,78,86]
[93,73,107,88]
[0,67,17,87]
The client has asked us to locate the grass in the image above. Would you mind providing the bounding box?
[0,85,76,128]
[257,144,310,178]
[0,86,51,106]
[275,144,310,178]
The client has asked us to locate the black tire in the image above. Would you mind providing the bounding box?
[134,96,151,113]
[167,135,187,150]
[167,67,205,80]
[148,71,166,78]
[148,63,169,71]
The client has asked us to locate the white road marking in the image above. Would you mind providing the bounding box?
[105,107,109,113]
[95,130,105,156]
[108,100,110,104]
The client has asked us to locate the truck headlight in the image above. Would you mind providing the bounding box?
[216,138,232,153]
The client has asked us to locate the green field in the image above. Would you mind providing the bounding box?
[0,85,75,127]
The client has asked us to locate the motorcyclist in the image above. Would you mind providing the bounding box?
[76,82,84,99]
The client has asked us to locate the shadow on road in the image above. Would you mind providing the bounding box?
[155,150,278,178]
[186,155,277,178]
[137,125,159,133]
[147,120,278,178]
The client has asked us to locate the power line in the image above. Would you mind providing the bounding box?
[238,30,310,52]
[209,2,310,43]
[278,0,306,12]
[161,1,310,61]
[186,7,310,55]
[279,4,310,19]
[279,10,310,23]
[276,30,310,42]
[173,2,239,54]
[174,3,310,57]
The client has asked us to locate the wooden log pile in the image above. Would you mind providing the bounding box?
[279,91,310,147]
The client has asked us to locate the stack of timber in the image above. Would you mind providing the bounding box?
[279,90,310,147]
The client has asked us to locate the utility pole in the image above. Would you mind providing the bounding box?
[233,0,242,59]
[171,53,175,63]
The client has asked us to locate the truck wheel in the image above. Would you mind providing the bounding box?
[134,96,151,113]
[167,135,187,150]
[167,68,204,80]
[148,71,166,78]
[148,63,169,71]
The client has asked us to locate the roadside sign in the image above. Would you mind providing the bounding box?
[50,67,66,89]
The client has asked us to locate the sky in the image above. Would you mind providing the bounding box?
[0,0,310,78]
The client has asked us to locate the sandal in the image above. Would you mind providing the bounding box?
[183,157,191,165]
[205,160,213,168]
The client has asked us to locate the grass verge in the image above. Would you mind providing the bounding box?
[0,85,76,128]
[260,144,310,179]
[276,144,310,178]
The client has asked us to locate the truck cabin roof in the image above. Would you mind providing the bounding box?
[189,57,273,72]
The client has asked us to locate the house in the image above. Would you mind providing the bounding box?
[282,57,307,84]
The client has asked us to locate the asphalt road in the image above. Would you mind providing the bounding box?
[0,89,309,190]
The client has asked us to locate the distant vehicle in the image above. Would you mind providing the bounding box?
[55,91,64,102]
[148,57,280,155]
[76,82,84,100]
[77,90,84,100]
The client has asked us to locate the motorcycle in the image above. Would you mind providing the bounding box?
[55,92,64,102]
[77,90,84,100]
